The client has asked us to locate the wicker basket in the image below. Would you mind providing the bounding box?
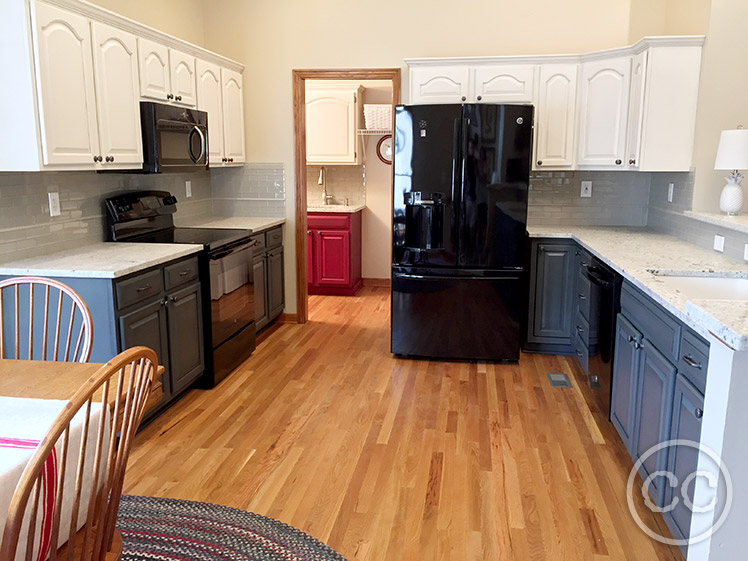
[364,104,392,130]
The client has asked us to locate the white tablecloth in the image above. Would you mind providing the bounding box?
[0,396,109,561]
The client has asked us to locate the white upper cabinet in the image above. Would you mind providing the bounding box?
[577,57,631,168]
[32,2,99,166]
[625,51,648,169]
[91,22,142,167]
[410,67,470,104]
[473,65,535,103]
[169,49,197,107]
[196,59,224,166]
[534,64,577,169]
[137,38,170,101]
[221,67,246,165]
[305,84,363,165]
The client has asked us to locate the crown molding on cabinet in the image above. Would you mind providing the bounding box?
[33,0,245,73]
[405,35,705,67]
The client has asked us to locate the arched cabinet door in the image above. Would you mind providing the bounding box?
[534,64,578,169]
[577,57,631,168]
[91,22,142,166]
[170,49,197,107]
[196,59,225,165]
[138,37,171,102]
[473,65,535,103]
[32,2,99,166]
[410,67,470,104]
[222,67,246,164]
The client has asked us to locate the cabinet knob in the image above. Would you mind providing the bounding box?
[93,155,101,163]
[318,231,322,236]
[461,96,467,102]
[175,95,182,101]
[537,160,543,166]
[578,294,587,300]
[161,296,169,306]
[538,245,545,252]
[169,295,179,303]
[576,325,584,333]
[476,95,482,101]
[629,159,636,165]
[307,230,311,235]
[228,158,234,162]
[615,159,622,165]
[695,408,704,419]
[167,94,174,100]
[222,157,227,162]
[633,342,643,350]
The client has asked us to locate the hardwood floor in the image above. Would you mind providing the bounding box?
[125,287,682,561]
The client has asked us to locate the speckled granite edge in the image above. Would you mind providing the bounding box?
[527,227,748,351]
[176,216,286,233]
[307,205,365,213]
[0,243,203,279]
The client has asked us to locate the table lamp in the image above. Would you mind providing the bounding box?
[714,127,748,215]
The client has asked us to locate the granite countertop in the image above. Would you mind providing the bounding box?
[307,204,366,214]
[0,243,203,279]
[527,226,748,351]
[176,216,285,233]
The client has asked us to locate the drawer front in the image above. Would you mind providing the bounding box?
[250,233,266,253]
[266,226,283,249]
[574,332,589,374]
[575,309,590,348]
[621,283,681,362]
[307,213,350,230]
[164,257,199,290]
[116,269,163,310]
[577,273,592,319]
[678,329,709,393]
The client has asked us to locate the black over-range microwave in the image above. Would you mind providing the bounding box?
[140,102,208,173]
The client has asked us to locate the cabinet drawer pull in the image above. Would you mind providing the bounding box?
[682,354,703,370]
[578,294,587,300]
[695,408,703,419]
[179,269,192,276]
[136,284,152,292]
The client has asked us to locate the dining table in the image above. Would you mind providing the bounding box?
[0,359,163,561]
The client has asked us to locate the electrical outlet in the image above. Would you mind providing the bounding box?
[667,182,674,203]
[185,180,192,198]
[48,192,60,217]
[580,181,593,198]
[714,234,725,253]
[744,243,748,262]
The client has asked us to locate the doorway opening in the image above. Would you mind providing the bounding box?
[292,69,401,323]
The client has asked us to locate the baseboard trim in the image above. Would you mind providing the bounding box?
[363,277,391,287]
[276,313,298,324]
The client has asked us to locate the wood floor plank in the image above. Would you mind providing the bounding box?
[125,287,683,561]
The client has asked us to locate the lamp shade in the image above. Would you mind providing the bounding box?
[714,129,748,170]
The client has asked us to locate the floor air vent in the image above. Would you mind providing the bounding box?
[546,372,572,388]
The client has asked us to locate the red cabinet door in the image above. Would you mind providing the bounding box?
[316,230,350,286]
[307,229,316,286]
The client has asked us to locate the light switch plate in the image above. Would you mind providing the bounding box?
[48,192,60,217]
[714,234,725,252]
[580,181,592,198]
[185,180,192,198]
[667,182,674,203]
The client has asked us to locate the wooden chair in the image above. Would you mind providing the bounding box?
[0,276,93,363]
[0,346,159,561]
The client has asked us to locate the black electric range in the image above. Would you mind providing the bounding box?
[106,190,257,388]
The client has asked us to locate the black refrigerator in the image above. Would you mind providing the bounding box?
[391,103,533,361]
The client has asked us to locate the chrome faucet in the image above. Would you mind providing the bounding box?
[318,167,333,205]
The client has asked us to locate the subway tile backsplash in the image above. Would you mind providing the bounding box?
[306,165,365,206]
[210,163,286,217]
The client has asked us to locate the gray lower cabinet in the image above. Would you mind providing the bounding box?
[252,226,284,332]
[119,299,171,398]
[525,238,577,353]
[165,282,204,395]
[611,313,641,451]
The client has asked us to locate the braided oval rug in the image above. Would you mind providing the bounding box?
[117,495,348,561]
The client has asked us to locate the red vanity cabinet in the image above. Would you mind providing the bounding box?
[307,211,362,296]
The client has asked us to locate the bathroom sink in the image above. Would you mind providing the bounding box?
[649,271,748,301]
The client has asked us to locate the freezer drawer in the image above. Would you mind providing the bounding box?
[391,271,522,361]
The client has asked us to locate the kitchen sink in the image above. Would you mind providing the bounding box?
[649,271,748,300]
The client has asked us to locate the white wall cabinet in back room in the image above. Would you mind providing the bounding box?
[306,84,363,165]
[577,57,631,169]
[534,64,577,169]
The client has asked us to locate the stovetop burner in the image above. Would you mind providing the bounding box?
[126,227,252,252]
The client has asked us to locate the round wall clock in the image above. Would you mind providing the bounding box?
[376,134,393,165]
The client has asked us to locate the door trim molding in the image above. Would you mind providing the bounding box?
[292,68,401,323]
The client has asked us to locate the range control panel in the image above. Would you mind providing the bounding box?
[106,190,177,223]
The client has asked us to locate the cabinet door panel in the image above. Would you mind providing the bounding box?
[611,314,641,451]
[410,67,470,104]
[307,230,316,286]
[166,283,203,394]
[577,57,631,167]
[253,255,268,330]
[316,230,350,286]
[91,22,142,166]
[169,49,197,107]
[473,65,534,103]
[222,67,246,164]
[534,64,577,169]
[119,300,170,400]
[268,248,285,320]
[306,88,357,164]
[32,2,99,166]
[137,37,170,102]
[196,59,224,165]
[633,339,677,507]
[625,51,648,169]
[664,374,704,543]
[529,242,575,342]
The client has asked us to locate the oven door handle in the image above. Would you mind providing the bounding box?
[209,239,258,260]
[584,266,613,288]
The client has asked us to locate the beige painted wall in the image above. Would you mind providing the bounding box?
[692,0,748,211]
[628,0,668,43]
[628,0,710,42]
[202,0,638,313]
[86,0,206,46]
